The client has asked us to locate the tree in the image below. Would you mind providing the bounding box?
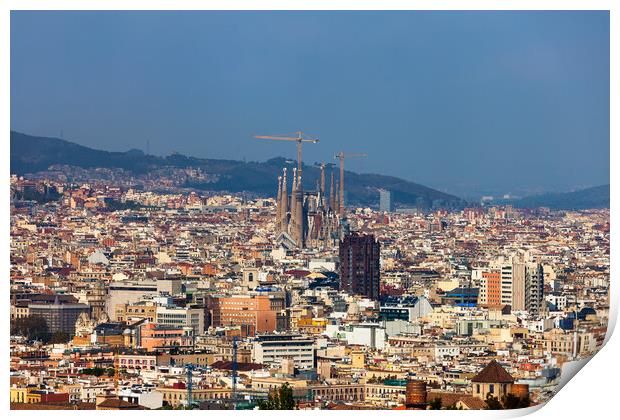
[258,382,296,410]
[10,316,50,342]
[501,393,531,409]
[484,392,530,410]
[428,397,443,410]
[484,394,503,410]
[82,367,105,376]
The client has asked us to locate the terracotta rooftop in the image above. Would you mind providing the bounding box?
[210,360,264,371]
[326,403,378,410]
[11,402,96,410]
[284,269,311,277]
[97,398,144,409]
[427,391,486,410]
[471,360,514,383]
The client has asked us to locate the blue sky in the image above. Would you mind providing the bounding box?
[10,11,609,196]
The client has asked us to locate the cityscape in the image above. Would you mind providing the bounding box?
[9,10,610,412]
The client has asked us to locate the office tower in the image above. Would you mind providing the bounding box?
[28,298,90,336]
[339,233,381,300]
[478,270,502,307]
[379,189,393,212]
[525,263,545,315]
[492,253,545,315]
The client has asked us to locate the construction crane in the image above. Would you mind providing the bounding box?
[232,336,238,409]
[186,363,194,408]
[254,131,319,179]
[114,350,120,395]
[334,152,367,216]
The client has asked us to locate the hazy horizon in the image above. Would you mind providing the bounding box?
[11,11,610,197]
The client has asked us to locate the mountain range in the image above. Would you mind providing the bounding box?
[10,131,466,210]
[10,131,609,211]
[513,184,610,210]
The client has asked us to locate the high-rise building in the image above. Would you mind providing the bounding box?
[525,263,545,315]
[28,300,90,335]
[488,253,544,315]
[339,233,381,300]
[478,271,502,307]
[379,189,393,212]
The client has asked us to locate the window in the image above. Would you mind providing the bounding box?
[489,384,495,394]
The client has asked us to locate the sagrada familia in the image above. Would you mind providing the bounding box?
[274,165,342,249]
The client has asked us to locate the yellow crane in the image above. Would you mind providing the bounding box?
[334,152,367,216]
[114,350,120,394]
[254,131,319,179]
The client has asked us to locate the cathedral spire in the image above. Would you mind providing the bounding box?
[276,175,282,232]
[296,167,302,191]
[329,170,336,211]
[281,168,288,233]
[290,167,298,240]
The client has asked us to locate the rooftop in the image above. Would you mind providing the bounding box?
[471,360,514,384]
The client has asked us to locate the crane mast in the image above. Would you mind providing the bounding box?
[232,336,238,409]
[334,152,367,216]
[186,363,194,407]
[114,350,119,395]
[254,131,319,179]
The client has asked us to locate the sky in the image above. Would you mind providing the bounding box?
[10,11,610,197]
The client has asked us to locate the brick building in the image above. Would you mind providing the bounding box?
[339,233,381,300]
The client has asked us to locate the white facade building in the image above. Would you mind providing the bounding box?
[325,323,386,349]
[252,334,316,369]
[156,306,205,334]
[118,386,163,409]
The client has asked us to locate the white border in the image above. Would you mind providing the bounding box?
[2,2,617,420]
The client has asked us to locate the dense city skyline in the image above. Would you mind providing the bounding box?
[7,6,613,413]
[10,174,610,410]
[11,11,610,197]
